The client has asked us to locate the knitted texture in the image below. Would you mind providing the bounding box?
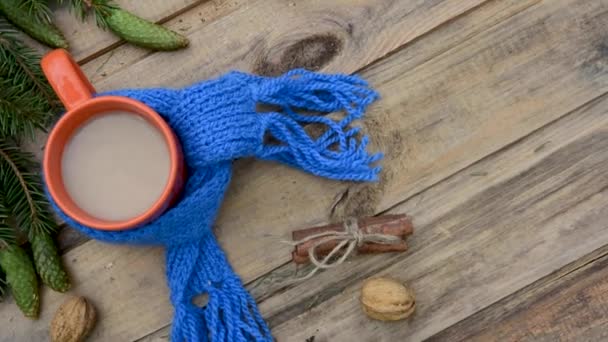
[48,69,382,342]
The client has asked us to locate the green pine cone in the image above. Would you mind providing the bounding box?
[0,245,39,318]
[31,232,70,293]
[0,0,68,48]
[104,8,188,51]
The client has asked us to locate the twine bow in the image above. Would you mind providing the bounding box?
[288,218,402,281]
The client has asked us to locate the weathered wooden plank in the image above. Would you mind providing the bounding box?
[0,1,492,341]
[52,0,201,62]
[427,245,608,342]
[271,94,608,340]
[91,0,487,90]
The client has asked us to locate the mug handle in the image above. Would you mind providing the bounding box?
[41,49,96,111]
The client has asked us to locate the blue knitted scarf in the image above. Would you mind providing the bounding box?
[49,69,382,342]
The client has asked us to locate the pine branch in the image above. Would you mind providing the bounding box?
[0,18,60,112]
[63,0,117,29]
[0,81,49,139]
[0,18,61,139]
[0,139,57,239]
[62,0,189,50]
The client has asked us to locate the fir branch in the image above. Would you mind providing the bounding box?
[0,18,61,114]
[63,0,117,29]
[0,139,57,239]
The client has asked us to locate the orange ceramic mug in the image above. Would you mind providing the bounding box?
[42,49,184,231]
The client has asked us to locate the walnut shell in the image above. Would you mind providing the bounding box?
[360,277,415,321]
[50,296,96,342]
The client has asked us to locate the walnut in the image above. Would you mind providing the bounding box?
[50,296,96,342]
[360,277,415,321]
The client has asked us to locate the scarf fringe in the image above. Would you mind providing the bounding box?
[252,69,382,182]
[167,237,272,342]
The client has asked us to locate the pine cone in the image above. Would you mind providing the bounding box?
[0,245,40,318]
[104,8,189,50]
[31,232,71,293]
[0,0,68,48]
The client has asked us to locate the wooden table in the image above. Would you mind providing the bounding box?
[2,0,608,340]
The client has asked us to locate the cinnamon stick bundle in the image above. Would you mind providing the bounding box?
[291,214,413,264]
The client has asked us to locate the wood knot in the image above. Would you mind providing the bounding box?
[582,42,608,76]
[254,34,343,76]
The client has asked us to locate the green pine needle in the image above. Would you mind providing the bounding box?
[0,18,60,139]
[63,0,117,29]
[0,200,17,248]
[0,18,59,104]
[18,0,53,23]
[0,269,6,299]
[0,81,49,139]
[0,139,58,239]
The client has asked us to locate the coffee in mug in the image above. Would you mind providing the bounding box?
[42,49,184,231]
[61,112,171,221]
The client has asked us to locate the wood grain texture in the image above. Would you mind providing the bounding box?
[428,245,608,342]
[90,0,487,90]
[272,92,608,340]
[52,0,200,62]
